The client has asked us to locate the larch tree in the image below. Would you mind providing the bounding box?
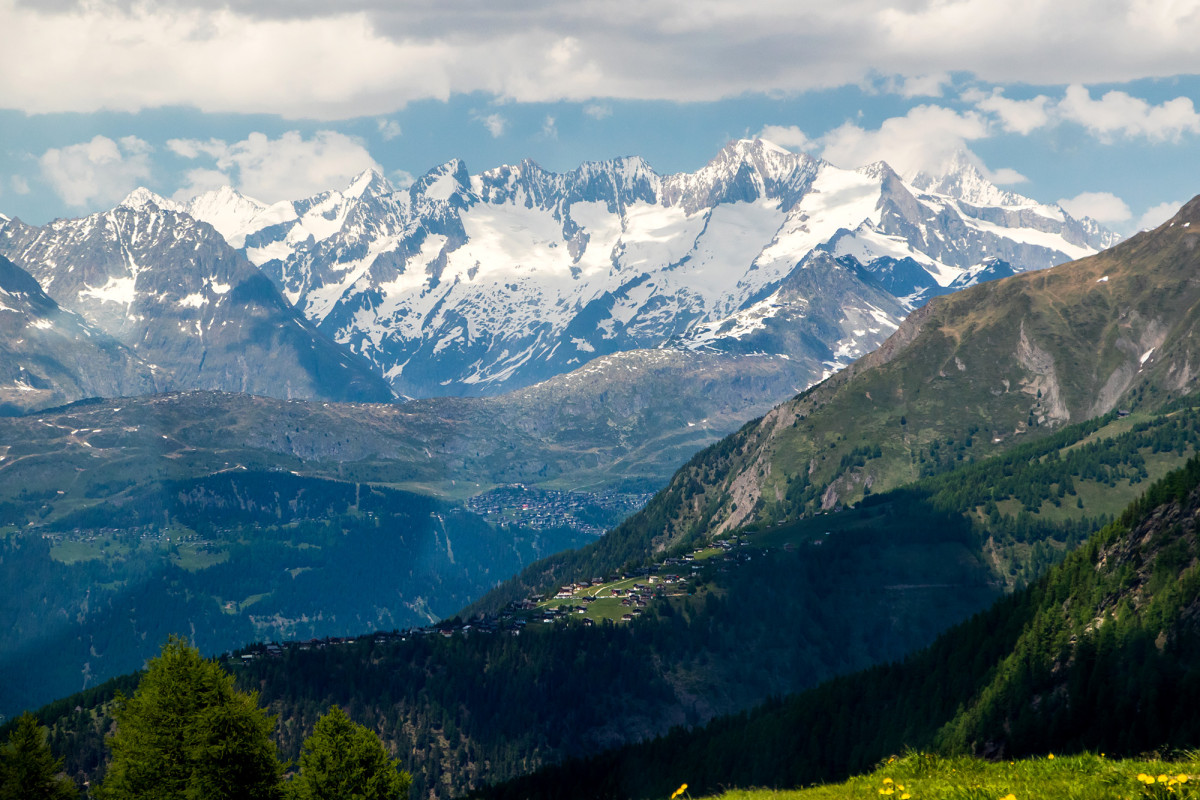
[99,636,283,800]
[290,706,410,800]
[0,712,78,800]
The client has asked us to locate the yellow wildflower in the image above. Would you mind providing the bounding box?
[883,778,894,785]
[1001,794,1017,800]
[1176,774,1189,784]
[1047,753,1054,760]
[670,783,688,799]
[879,789,894,796]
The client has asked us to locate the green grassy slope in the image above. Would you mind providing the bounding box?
[712,752,1200,800]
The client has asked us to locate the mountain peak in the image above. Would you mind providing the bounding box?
[906,151,1028,208]
[344,168,393,199]
[856,160,900,182]
[713,137,803,169]
[119,187,181,213]
[413,159,472,203]
[1165,194,1200,228]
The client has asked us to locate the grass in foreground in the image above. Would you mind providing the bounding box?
[704,752,1200,800]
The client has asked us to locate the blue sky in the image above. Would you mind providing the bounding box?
[1,1,1199,234]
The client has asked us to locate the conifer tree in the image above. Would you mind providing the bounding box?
[290,706,410,800]
[100,636,283,800]
[0,712,78,800]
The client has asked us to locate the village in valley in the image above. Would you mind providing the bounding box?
[464,485,656,537]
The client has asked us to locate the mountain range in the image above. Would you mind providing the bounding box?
[0,139,1113,418]
[178,140,1116,399]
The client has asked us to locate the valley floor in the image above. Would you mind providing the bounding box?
[708,753,1200,800]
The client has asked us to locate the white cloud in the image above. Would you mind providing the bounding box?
[988,167,1028,185]
[1058,191,1132,223]
[755,125,813,152]
[1058,85,1200,142]
[540,115,558,140]
[876,72,951,98]
[391,169,416,189]
[969,89,1052,135]
[377,118,402,141]
[475,113,508,138]
[1136,200,1182,231]
[10,176,30,195]
[171,168,233,202]
[167,138,227,160]
[817,105,993,177]
[39,135,153,208]
[6,1,1200,118]
[168,131,380,203]
[583,104,612,120]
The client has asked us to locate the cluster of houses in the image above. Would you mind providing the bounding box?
[230,535,783,663]
[464,485,654,537]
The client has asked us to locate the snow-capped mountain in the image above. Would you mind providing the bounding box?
[0,254,158,414]
[0,197,394,404]
[174,138,1115,399]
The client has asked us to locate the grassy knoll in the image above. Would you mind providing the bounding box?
[707,752,1200,800]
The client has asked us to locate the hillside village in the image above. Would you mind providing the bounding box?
[229,535,776,662]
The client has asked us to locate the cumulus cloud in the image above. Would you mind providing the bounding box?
[1058,191,1132,223]
[756,125,814,152]
[6,0,1200,118]
[172,168,233,201]
[540,115,558,140]
[391,169,416,189]
[39,135,153,207]
[475,113,508,138]
[377,119,403,141]
[1058,85,1200,142]
[1136,200,1182,231]
[167,130,380,202]
[968,88,1052,135]
[816,105,994,177]
[10,176,30,195]
[988,168,1029,185]
[583,104,612,120]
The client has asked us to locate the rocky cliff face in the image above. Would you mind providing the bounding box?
[0,254,158,415]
